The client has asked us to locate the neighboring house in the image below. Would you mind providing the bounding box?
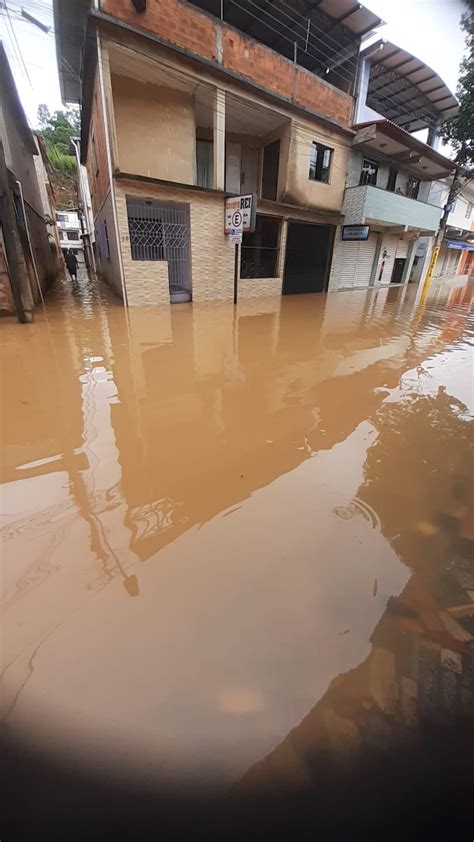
[0,42,58,316]
[33,134,65,275]
[329,40,458,290]
[432,179,474,278]
[411,180,474,282]
[53,0,383,304]
[56,209,84,260]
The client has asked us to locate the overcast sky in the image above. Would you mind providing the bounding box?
[0,0,468,128]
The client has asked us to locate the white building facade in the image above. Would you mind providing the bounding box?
[56,210,84,260]
[329,39,461,292]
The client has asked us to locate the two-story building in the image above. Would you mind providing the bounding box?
[329,39,459,290]
[53,0,384,304]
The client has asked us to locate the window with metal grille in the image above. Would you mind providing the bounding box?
[360,159,378,186]
[241,215,281,279]
[67,231,80,241]
[127,201,165,261]
[406,177,420,200]
[309,142,332,183]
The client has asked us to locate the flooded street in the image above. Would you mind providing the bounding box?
[1,276,473,793]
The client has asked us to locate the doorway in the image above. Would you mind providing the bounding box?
[283,221,334,294]
[391,257,406,284]
[126,198,191,302]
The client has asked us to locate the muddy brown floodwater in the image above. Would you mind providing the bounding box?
[1,275,473,801]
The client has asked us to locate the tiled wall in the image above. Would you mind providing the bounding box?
[115,181,235,303]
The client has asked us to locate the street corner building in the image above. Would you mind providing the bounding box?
[53,0,470,307]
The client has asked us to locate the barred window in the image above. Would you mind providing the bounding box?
[309,142,333,183]
[127,201,165,261]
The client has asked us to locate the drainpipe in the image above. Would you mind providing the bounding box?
[16,179,45,307]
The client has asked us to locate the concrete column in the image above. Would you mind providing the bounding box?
[100,43,120,173]
[369,232,384,286]
[353,57,371,124]
[401,239,417,284]
[213,88,225,191]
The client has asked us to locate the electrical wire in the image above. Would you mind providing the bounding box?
[229,0,360,73]
[2,0,33,86]
[6,0,361,88]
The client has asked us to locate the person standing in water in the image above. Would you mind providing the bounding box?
[65,249,79,282]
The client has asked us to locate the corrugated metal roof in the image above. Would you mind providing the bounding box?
[319,0,383,36]
[361,39,458,133]
[353,119,457,171]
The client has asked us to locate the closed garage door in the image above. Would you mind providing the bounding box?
[338,233,378,289]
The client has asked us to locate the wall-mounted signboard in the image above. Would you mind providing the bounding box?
[342,225,370,241]
[225,195,256,234]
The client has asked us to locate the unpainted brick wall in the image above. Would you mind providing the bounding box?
[87,71,112,218]
[101,0,352,127]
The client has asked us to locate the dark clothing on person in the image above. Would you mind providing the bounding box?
[65,252,78,280]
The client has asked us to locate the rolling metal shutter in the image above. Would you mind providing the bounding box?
[395,239,408,259]
[338,233,378,289]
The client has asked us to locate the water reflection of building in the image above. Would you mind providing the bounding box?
[234,357,474,806]
[106,282,465,568]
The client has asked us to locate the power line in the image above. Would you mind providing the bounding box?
[234,0,360,71]
[4,1,33,86]
[222,0,358,86]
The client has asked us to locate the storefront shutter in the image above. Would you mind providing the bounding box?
[338,234,378,289]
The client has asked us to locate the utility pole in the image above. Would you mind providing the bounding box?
[0,138,29,323]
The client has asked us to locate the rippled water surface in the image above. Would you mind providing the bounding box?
[1,275,473,789]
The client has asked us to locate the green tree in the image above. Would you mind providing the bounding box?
[440,8,474,170]
[426,7,474,283]
[36,105,80,155]
[36,104,80,209]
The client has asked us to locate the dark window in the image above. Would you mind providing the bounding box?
[98,218,110,259]
[387,167,398,192]
[309,142,332,183]
[406,177,420,199]
[67,231,80,241]
[196,139,213,188]
[261,140,280,200]
[465,201,472,219]
[360,159,378,186]
[57,213,67,224]
[92,134,99,175]
[240,215,281,279]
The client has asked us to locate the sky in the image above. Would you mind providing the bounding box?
[0,0,468,128]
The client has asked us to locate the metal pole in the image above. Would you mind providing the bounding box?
[0,139,28,322]
[421,161,463,299]
[233,242,239,305]
[16,179,45,307]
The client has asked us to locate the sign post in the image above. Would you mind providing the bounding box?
[225,194,256,304]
